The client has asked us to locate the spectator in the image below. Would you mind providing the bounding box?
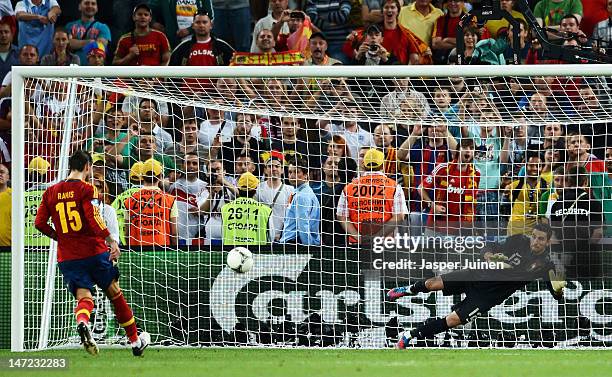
[330,100,374,159]
[149,0,214,48]
[373,123,400,176]
[255,28,275,53]
[41,28,80,65]
[252,0,289,52]
[351,24,395,65]
[326,134,351,159]
[135,98,173,152]
[212,0,251,53]
[125,158,178,246]
[302,32,341,65]
[0,1,15,36]
[169,11,234,66]
[592,1,612,49]
[117,134,176,175]
[420,138,480,235]
[321,155,357,246]
[398,119,457,190]
[447,25,479,64]
[272,116,309,165]
[23,157,50,247]
[198,106,235,148]
[169,153,208,245]
[91,153,129,198]
[566,133,605,173]
[235,154,257,177]
[274,10,318,56]
[398,0,443,47]
[311,155,340,203]
[195,159,237,244]
[0,21,18,81]
[92,174,119,243]
[502,121,528,177]
[535,0,582,28]
[581,0,609,39]
[84,40,105,65]
[432,86,452,115]
[65,0,110,66]
[89,106,129,163]
[212,112,269,175]
[3,45,39,97]
[113,3,171,66]
[505,152,548,236]
[305,0,352,64]
[164,114,209,169]
[0,163,9,246]
[555,14,588,44]
[432,0,466,64]
[337,148,407,243]
[111,161,145,245]
[462,111,507,239]
[221,172,274,245]
[484,0,526,38]
[279,157,320,245]
[15,0,61,57]
[255,151,295,241]
[379,78,431,121]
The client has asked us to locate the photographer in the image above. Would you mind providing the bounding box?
[352,24,396,65]
[193,159,238,244]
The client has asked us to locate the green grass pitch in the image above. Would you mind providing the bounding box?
[0,348,610,377]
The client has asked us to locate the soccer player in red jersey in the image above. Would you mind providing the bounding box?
[112,3,171,66]
[35,150,149,356]
[420,138,481,235]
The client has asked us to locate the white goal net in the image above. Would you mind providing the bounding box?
[10,65,612,351]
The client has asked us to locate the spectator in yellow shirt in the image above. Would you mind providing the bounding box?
[398,0,443,46]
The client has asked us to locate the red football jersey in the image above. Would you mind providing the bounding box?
[35,179,110,262]
[421,161,480,232]
[115,30,170,66]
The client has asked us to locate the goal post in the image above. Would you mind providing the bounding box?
[10,64,612,351]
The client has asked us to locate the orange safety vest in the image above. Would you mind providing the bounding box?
[344,173,397,242]
[125,188,175,246]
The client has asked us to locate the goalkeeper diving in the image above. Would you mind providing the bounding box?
[34,150,149,356]
[387,222,566,348]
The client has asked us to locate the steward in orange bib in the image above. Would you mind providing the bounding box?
[337,148,408,244]
[125,159,178,246]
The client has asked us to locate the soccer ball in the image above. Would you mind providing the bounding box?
[226,247,254,273]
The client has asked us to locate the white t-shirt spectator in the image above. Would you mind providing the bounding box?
[330,122,375,160]
[198,119,235,148]
[201,178,237,241]
[255,180,295,239]
[169,176,208,245]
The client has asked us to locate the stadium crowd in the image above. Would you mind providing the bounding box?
[0,0,611,249]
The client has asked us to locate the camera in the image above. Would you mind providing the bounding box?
[368,44,379,53]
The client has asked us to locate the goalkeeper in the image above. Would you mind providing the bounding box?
[387,222,566,349]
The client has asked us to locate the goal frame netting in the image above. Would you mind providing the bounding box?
[11,64,612,352]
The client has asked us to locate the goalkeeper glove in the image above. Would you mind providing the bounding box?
[548,270,567,295]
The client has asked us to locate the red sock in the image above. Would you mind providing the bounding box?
[75,297,94,325]
[110,291,139,343]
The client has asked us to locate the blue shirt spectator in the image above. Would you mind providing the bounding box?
[280,159,321,245]
[15,0,61,57]
[305,0,352,64]
[65,0,111,66]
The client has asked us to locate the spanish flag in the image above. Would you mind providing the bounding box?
[286,17,313,58]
